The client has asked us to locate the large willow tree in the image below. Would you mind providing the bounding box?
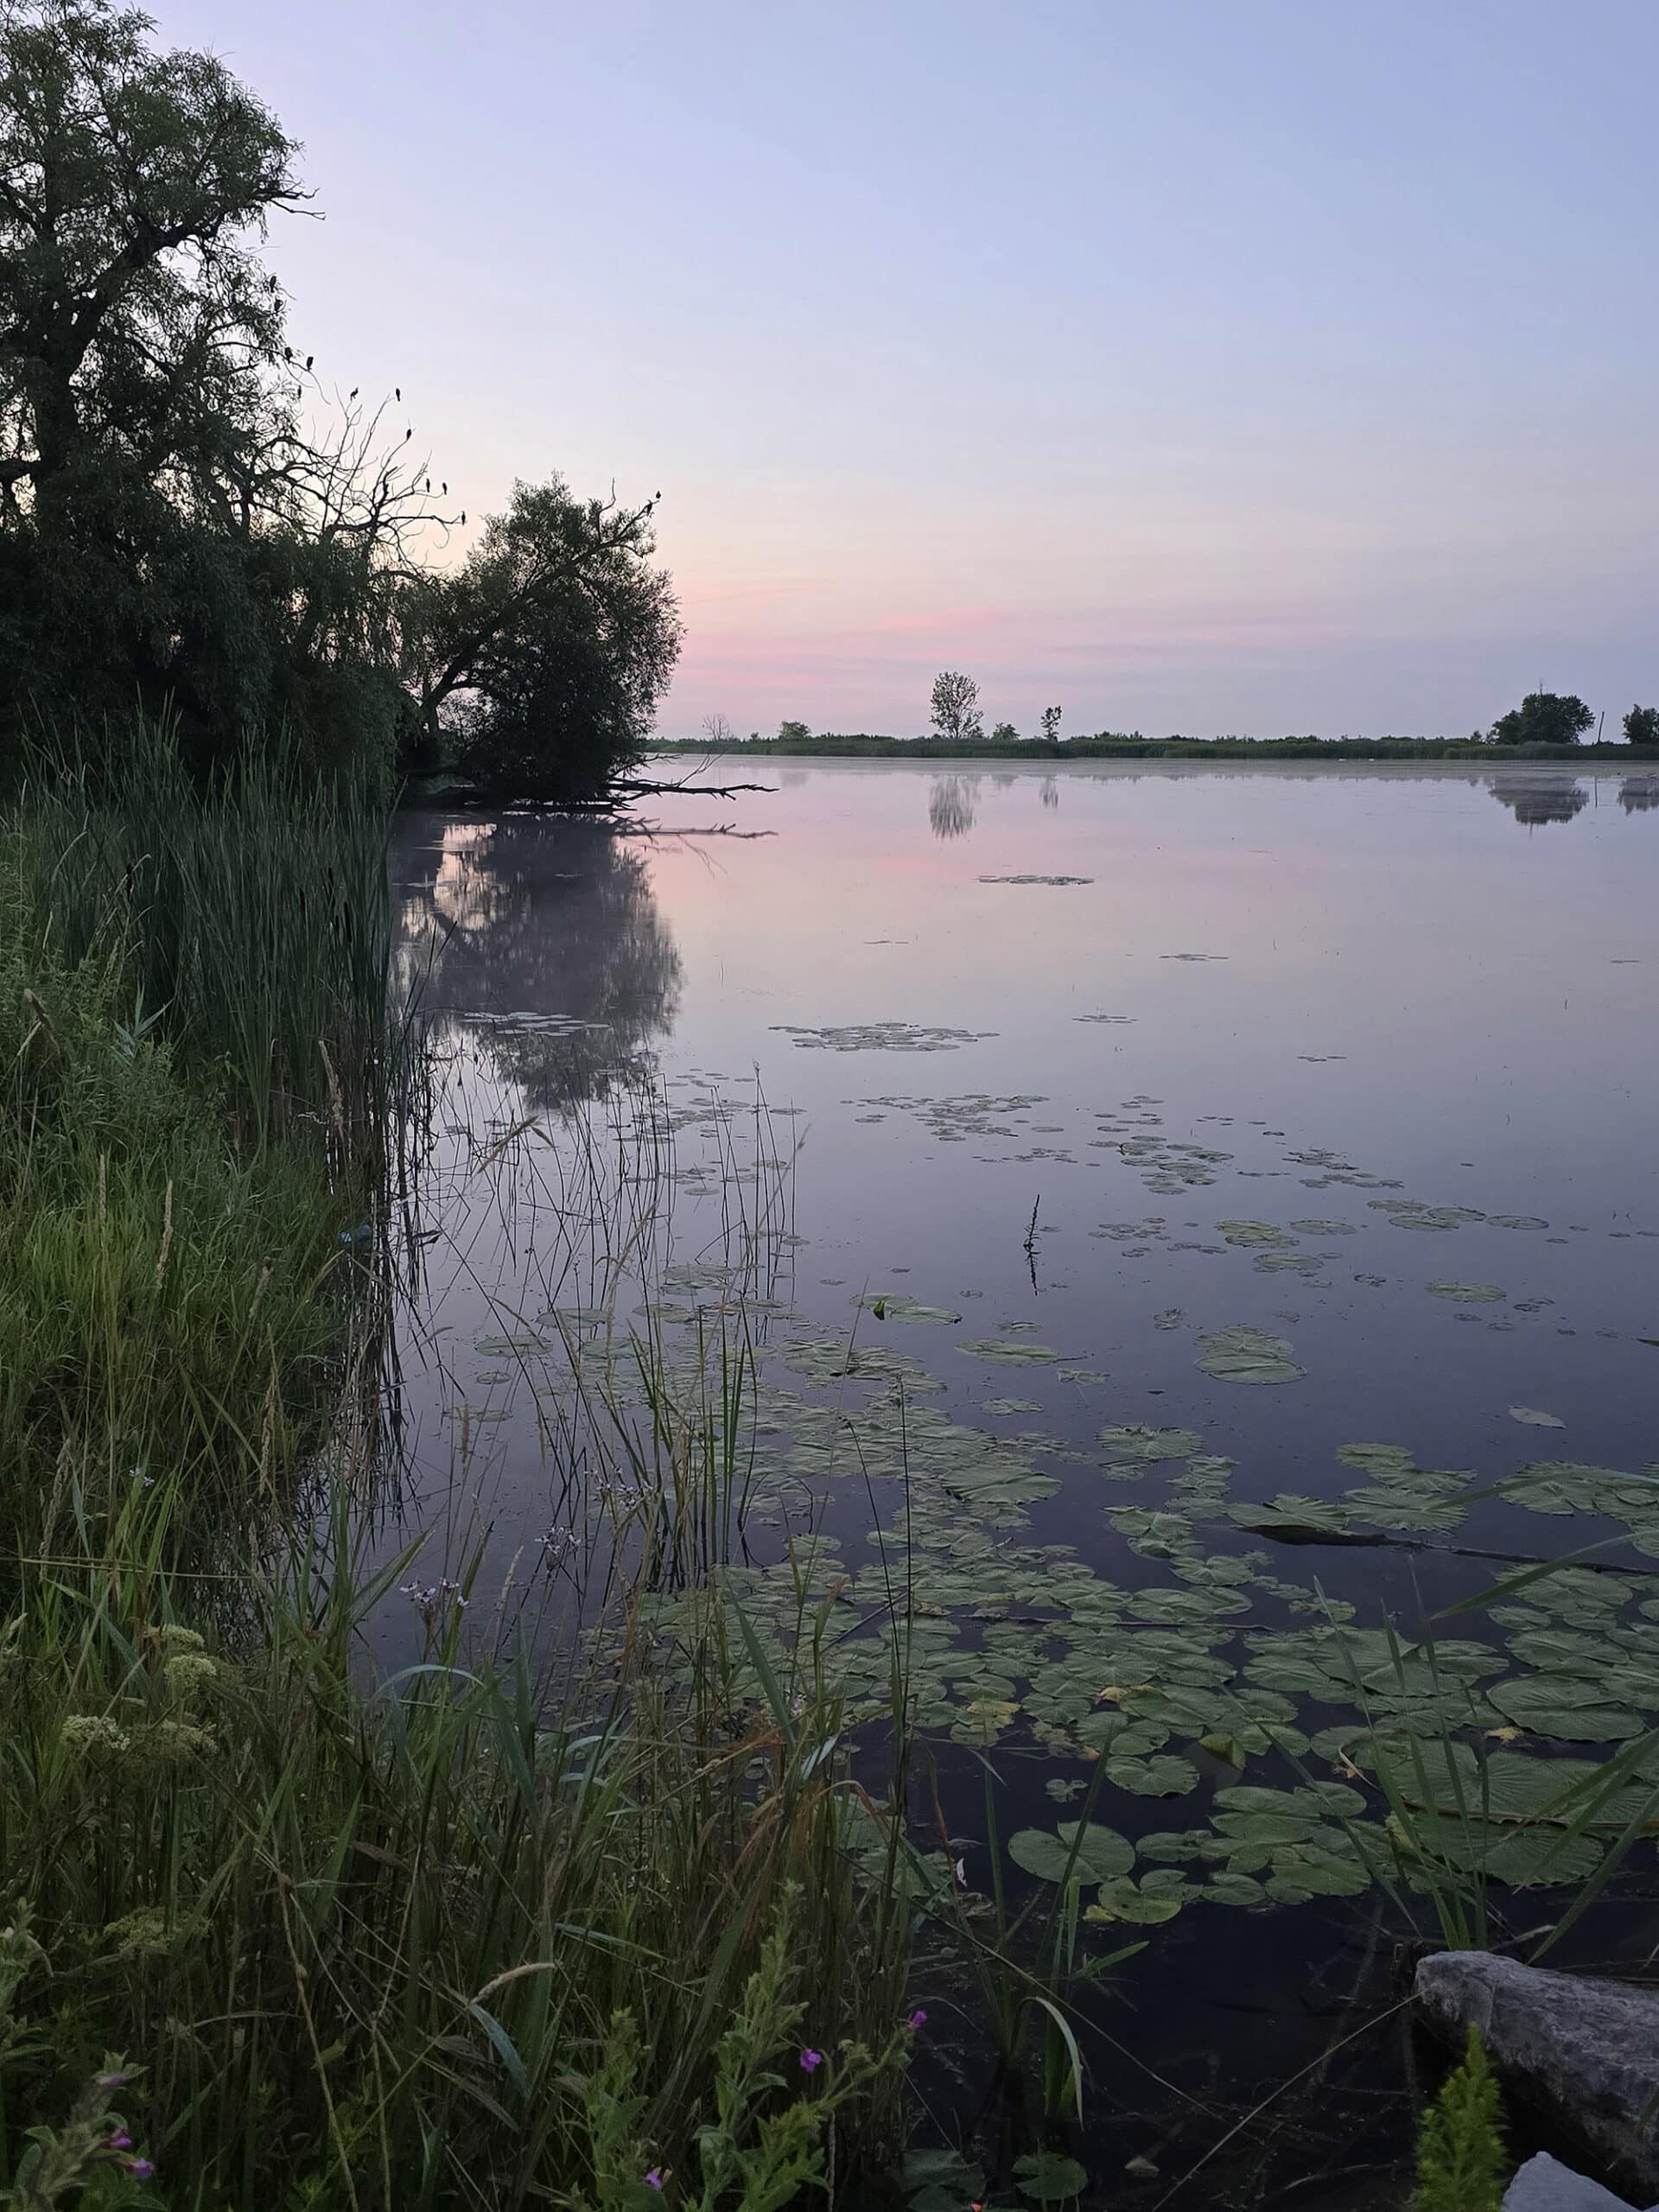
[0,0,677,792]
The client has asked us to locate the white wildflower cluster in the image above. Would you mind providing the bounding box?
[143,1718,216,1763]
[102,1906,172,1961]
[60,1714,131,1759]
[162,1652,218,1697]
[399,1577,467,1626]
[538,1526,578,1564]
[596,1478,650,1511]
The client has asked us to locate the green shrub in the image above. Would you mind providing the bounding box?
[1414,2024,1507,2212]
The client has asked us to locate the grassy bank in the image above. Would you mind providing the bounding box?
[0,738,920,2210]
[651,733,1654,763]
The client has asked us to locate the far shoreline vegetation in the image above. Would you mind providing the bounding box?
[650,679,1659,770]
[651,729,1649,764]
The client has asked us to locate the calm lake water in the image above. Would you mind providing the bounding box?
[388,760,1659,2202]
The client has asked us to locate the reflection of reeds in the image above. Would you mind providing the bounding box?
[0,993,919,2203]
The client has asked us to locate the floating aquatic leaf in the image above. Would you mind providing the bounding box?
[770,1021,996,1052]
[1510,1406,1567,1428]
[959,1338,1065,1366]
[855,1293,962,1324]
[474,1331,549,1355]
[1007,1821,1135,1886]
[1014,2152,1090,2202]
[1486,1675,1644,1742]
[1098,1424,1204,1464]
[980,874,1094,887]
[1336,1442,1418,1478]
[1288,1219,1357,1236]
[1427,1281,1507,1303]
[1371,1199,1487,1231]
[903,2148,988,2211]
[1084,1876,1190,1924]
[1196,1325,1306,1386]
[1106,1754,1200,1797]
[1203,1871,1267,1905]
[1217,1219,1296,1249]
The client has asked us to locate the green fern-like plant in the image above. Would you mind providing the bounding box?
[1415,2024,1508,2212]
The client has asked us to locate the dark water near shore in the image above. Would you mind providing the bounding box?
[386,760,1659,2203]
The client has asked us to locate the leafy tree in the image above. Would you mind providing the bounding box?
[1489,692,1594,747]
[1623,703,1659,747]
[415,479,680,804]
[776,718,810,745]
[929,670,982,742]
[0,1,676,798]
[1039,704,1062,744]
[989,720,1018,743]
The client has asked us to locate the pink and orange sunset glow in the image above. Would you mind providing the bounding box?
[151,0,1659,737]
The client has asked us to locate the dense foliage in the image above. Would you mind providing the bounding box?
[1490,692,1594,747]
[0,0,677,795]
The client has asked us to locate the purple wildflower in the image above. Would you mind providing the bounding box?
[799,2048,823,2074]
[109,2130,131,2150]
[645,2172,663,2191]
[96,2071,129,2089]
[126,2158,155,2179]
[907,2008,927,2030]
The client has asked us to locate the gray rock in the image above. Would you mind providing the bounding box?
[1417,1952,1659,2196]
[1504,2150,1649,2212]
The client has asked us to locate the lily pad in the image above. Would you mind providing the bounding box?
[1486,1675,1644,1742]
[1098,1424,1204,1464]
[1084,1875,1191,1924]
[856,1293,963,1324]
[1106,1753,1201,1797]
[1014,2152,1090,2202]
[1007,1821,1135,1887]
[1510,1406,1567,1429]
[1196,1325,1306,1386]
[959,1338,1065,1366]
[1427,1281,1507,1303]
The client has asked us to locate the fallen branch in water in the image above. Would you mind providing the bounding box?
[614,777,778,799]
[1230,1519,1645,1575]
[611,821,778,839]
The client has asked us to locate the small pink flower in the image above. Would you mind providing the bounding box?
[907,2008,927,2030]
[645,2172,663,2191]
[109,2130,132,2150]
[799,2048,823,2073]
[126,2158,155,2179]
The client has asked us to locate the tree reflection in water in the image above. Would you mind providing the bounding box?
[1487,773,1589,827]
[1619,776,1659,814]
[396,814,681,1109]
[928,774,977,840]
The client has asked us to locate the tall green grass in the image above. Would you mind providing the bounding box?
[0,1480,912,2209]
[0,743,922,2209]
[14,721,397,1150]
[0,857,354,1549]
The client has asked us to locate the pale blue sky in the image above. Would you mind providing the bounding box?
[156,1,1658,736]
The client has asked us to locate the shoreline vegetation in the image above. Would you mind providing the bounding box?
[0,734,922,2209]
[650,731,1652,764]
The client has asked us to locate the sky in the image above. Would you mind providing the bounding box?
[153,1,1659,739]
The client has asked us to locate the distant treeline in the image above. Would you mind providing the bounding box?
[653,732,1648,762]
